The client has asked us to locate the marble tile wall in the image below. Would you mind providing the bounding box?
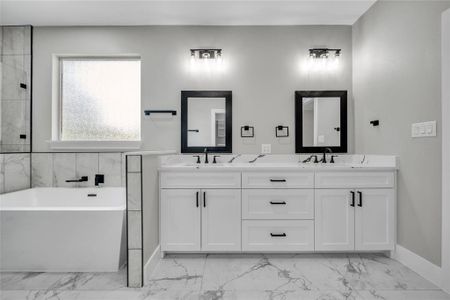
[1,26,32,153]
[31,152,124,188]
[0,153,31,194]
[126,155,143,288]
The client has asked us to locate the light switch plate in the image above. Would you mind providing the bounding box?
[412,121,436,138]
[261,144,271,154]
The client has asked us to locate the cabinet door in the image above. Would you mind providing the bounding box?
[315,189,355,251]
[201,189,241,251]
[160,189,201,251]
[355,189,395,251]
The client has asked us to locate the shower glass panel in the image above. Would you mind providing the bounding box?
[0,25,32,153]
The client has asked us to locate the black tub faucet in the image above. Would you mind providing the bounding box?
[66,176,88,183]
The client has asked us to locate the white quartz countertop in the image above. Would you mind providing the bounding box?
[158,154,398,172]
[125,150,177,156]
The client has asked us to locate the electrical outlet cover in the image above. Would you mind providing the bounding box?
[261,144,271,154]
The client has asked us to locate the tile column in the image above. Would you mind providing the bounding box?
[126,155,143,287]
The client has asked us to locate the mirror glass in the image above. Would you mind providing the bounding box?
[302,97,341,147]
[295,90,347,153]
[187,97,226,147]
[181,90,232,153]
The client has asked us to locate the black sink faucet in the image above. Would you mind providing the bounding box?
[204,148,209,164]
[321,147,333,163]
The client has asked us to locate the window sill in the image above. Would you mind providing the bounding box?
[47,140,142,151]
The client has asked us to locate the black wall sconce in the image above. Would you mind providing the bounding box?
[275,125,289,138]
[144,110,177,116]
[241,126,255,138]
[370,120,380,127]
[190,48,222,60]
[309,48,341,59]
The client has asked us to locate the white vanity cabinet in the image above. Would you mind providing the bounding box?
[160,172,241,252]
[201,189,241,251]
[159,167,396,254]
[160,189,201,251]
[314,172,396,252]
[314,189,355,251]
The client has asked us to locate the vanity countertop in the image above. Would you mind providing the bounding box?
[158,154,398,172]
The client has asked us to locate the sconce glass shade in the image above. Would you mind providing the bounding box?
[189,48,225,74]
[309,48,341,59]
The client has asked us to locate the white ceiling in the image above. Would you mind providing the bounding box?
[1,0,376,26]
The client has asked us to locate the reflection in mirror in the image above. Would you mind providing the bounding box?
[187,97,226,147]
[181,91,232,153]
[302,97,341,147]
[295,90,347,153]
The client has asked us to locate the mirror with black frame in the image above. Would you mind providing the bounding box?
[181,90,232,153]
[295,90,347,153]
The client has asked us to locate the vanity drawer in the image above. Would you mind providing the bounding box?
[242,220,314,251]
[315,172,395,188]
[242,172,314,189]
[242,189,314,220]
[160,172,241,189]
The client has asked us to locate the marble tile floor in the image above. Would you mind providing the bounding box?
[1,254,449,300]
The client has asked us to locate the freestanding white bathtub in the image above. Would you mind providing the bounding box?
[0,187,127,272]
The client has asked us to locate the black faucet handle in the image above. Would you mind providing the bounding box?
[301,155,312,163]
[312,155,319,163]
[213,155,220,164]
[193,155,201,164]
[95,174,105,186]
[330,155,338,164]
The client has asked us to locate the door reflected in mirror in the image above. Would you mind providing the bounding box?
[302,97,341,147]
[187,97,226,147]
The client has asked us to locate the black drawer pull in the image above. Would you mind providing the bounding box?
[270,233,287,237]
[270,201,287,205]
[350,191,355,207]
[357,191,363,207]
[203,191,206,207]
[196,191,199,207]
[270,179,286,183]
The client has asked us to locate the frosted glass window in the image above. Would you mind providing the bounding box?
[60,58,141,141]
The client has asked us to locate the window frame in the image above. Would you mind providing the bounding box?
[50,55,142,150]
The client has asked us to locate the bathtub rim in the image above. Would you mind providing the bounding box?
[0,187,126,211]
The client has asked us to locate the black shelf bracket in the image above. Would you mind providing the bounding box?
[144,110,177,116]
[370,120,380,126]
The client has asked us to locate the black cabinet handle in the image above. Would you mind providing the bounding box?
[270,179,286,183]
[357,191,363,207]
[196,191,199,207]
[270,233,287,237]
[203,191,206,207]
[270,201,287,205]
[350,191,355,207]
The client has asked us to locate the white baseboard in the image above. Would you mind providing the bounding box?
[393,244,442,287]
[143,245,161,283]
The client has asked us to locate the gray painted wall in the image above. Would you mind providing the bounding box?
[353,0,450,266]
[32,26,353,154]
